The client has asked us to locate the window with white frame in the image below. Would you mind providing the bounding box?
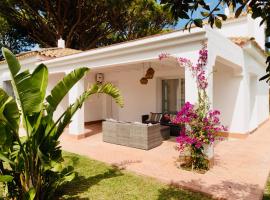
[162,78,185,114]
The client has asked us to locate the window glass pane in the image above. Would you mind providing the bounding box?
[162,79,179,114]
[180,78,185,108]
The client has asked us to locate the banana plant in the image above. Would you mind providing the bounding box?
[0,48,123,199]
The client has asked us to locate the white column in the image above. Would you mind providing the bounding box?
[185,67,198,104]
[185,63,214,108]
[248,74,258,131]
[68,78,85,135]
[206,65,214,109]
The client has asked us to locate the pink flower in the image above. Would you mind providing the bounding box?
[158,46,227,153]
[159,53,170,60]
[195,142,202,149]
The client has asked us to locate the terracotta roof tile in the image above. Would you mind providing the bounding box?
[0,48,82,64]
[230,36,252,47]
[38,48,82,58]
[229,37,266,56]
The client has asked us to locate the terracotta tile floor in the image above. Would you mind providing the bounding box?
[60,120,270,200]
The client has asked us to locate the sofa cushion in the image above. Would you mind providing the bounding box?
[155,113,163,122]
[149,112,156,121]
[149,112,162,122]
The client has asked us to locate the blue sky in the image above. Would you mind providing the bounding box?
[174,0,227,29]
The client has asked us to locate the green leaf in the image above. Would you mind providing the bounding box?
[54,83,123,139]
[2,48,49,115]
[217,14,227,21]
[201,12,209,17]
[259,74,270,81]
[51,161,63,172]
[180,12,190,19]
[32,64,48,103]
[0,89,20,131]
[0,151,15,165]
[194,19,203,28]
[235,5,245,18]
[46,67,89,114]
[23,188,36,200]
[259,18,266,26]
[56,172,76,187]
[204,5,210,11]
[208,15,214,27]
[0,175,13,182]
[265,42,270,49]
[0,89,20,147]
[266,56,270,65]
[215,18,222,29]
[62,172,76,182]
[2,47,20,76]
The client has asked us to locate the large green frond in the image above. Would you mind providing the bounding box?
[46,67,89,114]
[1,47,20,76]
[0,88,20,132]
[53,83,123,139]
[2,48,48,115]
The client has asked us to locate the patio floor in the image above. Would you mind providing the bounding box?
[60,119,270,200]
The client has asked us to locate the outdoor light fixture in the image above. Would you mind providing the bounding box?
[145,67,155,79]
[140,77,148,85]
[96,73,104,83]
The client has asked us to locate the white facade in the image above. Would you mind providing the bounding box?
[0,14,268,136]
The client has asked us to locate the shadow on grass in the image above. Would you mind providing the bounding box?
[157,182,212,200]
[157,179,262,200]
[55,166,123,200]
[264,194,270,200]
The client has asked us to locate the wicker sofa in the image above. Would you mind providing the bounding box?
[102,120,170,150]
[142,113,182,136]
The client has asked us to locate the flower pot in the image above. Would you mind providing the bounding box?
[177,147,192,167]
[203,144,214,168]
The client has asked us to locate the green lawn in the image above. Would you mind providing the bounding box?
[264,176,270,200]
[1,152,212,200]
[56,152,211,200]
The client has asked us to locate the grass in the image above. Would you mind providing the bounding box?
[0,184,2,198]
[264,176,270,200]
[56,152,212,200]
[0,152,212,200]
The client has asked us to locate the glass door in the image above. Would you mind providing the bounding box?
[161,78,185,114]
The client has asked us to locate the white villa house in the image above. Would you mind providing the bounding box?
[0,13,269,139]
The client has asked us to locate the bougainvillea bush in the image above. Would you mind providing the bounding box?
[160,44,227,170]
[173,102,227,170]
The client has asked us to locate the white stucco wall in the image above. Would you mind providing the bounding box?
[95,66,185,122]
[214,15,266,49]
[84,73,104,122]
[213,64,244,132]
[245,52,269,127]
[0,23,268,135]
[213,46,269,134]
[216,17,249,37]
[46,73,69,121]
